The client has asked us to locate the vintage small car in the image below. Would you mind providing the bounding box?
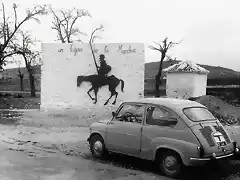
[86,98,240,178]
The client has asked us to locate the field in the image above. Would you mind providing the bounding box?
[0,66,41,92]
[1,62,240,180]
[1,60,240,92]
[0,92,40,109]
[0,60,240,109]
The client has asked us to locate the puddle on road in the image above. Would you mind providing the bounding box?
[4,138,240,180]
[88,168,140,180]
[77,152,240,180]
[0,110,240,180]
[0,110,23,125]
[39,143,240,180]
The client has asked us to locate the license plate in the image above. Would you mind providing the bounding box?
[217,141,227,147]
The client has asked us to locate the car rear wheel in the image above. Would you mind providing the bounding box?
[157,150,183,178]
[90,135,106,158]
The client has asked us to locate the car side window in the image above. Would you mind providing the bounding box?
[116,104,145,124]
[146,106,178,127]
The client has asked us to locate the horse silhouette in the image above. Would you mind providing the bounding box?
[77,74,124,105]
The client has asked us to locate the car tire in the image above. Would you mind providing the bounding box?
[157,150,183,178]
[90,135,107,158]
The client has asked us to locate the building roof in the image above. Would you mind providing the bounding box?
[163,60,209,74]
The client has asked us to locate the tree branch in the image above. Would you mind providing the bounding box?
[0,3,48,67]
[89,25,104,74]
[2,3,6,44]
[13,3,17,29]
[51,8,91,43]
[60,10,70,42]
[153,41,163,50]
[2,51,19,61]
[51,9,65,43]
[148,45,161,51]
[3,6,47,49]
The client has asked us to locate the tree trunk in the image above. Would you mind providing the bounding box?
[20,76,24,91]
[22,54,36,97]
[155,53,165,97]
[28,72,36,97]
[155,74,161,97]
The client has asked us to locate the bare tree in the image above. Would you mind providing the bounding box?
[12,30,41,97]
[89,25,104,74]
[0,3,48,68]
[15,60,24,91]
[51,7,91,43]
[17,68,24,91]
[166,55,177,66]
[149,37,181,97]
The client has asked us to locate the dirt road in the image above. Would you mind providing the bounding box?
[0,125,172,180]
[1,109,240,180]
[0,142,159,180]
[0,124,239,180]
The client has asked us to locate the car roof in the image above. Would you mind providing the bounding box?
[124,98,206,112]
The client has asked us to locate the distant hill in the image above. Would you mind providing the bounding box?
[1,66,41,80]
[145,60,240,80]
[1,61,240,92]
[3,61,240,80]
[0,66,41,92]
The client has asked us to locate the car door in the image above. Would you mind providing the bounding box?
[106,103,145,156]
[141,104,182,159]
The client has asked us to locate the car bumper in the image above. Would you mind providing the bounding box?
[190,153,234,161]
[189,151,239,166]
[189,146,240,165]
[233,151,240,160]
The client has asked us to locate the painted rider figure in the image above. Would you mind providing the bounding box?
[98,54,112,77]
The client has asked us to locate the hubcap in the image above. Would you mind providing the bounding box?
[163,156,178,173]
[93,140,103,156]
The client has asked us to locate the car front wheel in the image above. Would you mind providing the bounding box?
[157,151,183,178]
[90,135,106,158]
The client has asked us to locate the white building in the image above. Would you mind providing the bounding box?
[163,61,209,99]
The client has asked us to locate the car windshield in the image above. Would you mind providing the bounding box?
[183,107,216,122]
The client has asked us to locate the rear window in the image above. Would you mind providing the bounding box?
[183,107,216,122]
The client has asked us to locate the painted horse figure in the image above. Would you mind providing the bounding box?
[77,74,124,105]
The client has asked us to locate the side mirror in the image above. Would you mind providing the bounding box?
[112,112,116,117]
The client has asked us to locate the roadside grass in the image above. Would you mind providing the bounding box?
[0,92,40,109]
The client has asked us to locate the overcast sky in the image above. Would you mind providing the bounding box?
[3,0,240,71]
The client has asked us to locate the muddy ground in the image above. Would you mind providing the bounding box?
[0,110,240,180]
[0,121,169,180]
